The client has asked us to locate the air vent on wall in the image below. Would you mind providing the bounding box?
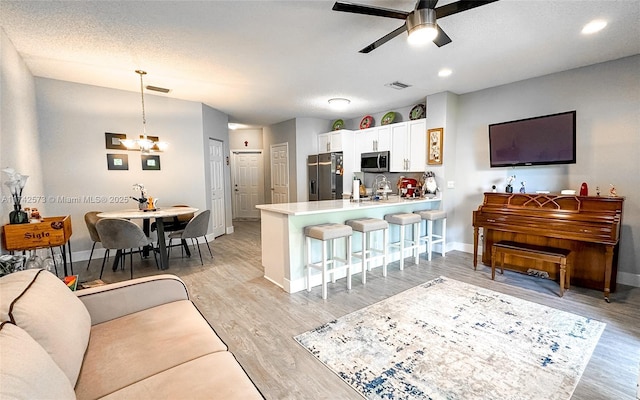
[146,85,170,93]
[385,81,411,90]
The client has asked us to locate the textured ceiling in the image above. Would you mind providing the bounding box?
[1,0,639,127]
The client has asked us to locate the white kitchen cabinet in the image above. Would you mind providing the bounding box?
[390,119,427,172]
[318,130,346,153]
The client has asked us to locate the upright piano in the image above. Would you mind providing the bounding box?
[473,193,624,300]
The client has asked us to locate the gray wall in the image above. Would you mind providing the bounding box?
[263,119,296,203]
[229,128,263,151]
[0,29,46,225]
[452,55,639,284]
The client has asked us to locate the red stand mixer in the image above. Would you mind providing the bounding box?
[398,177,419,198]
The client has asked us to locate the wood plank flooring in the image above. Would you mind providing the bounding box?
[82,220,640,400]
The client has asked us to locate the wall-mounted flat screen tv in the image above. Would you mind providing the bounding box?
[489,111,576,167]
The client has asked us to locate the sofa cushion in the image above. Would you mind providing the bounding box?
[75,299,228,400]
[99,352,263,399]
[0,269,90,387]
[0,322,76,400]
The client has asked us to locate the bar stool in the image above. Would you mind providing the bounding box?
[345,218,389,284]
[414,209,447,261]
[384,213,421,271]
[304,223,353,299]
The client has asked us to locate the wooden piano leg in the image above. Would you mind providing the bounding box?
[473,227,479,270]
[559,259,566,297]
[604,245,614,303]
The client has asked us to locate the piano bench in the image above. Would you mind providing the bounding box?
[491,241,571,297]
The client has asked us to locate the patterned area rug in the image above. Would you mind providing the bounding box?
[295,277,605,400]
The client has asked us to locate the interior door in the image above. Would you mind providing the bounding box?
[232,151,264,218]
[270,143,289,204]
[209,139,226,237]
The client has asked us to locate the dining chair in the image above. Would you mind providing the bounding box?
[95,218,158,279]
[84,211,103,271]
[151,204,195,233]
[167,210,212,265]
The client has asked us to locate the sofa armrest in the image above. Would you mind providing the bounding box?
[76,274,189,325]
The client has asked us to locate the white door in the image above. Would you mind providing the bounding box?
[232,151,264,218]
[209,139,226,237]
[270,143,289,204]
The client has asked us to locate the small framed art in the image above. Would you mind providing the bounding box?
[105,132,127,150]
[141,155,161,170]
[107,154,129,170]
[427,128,443,165]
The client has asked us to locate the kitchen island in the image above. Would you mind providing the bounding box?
[256,196,441,293]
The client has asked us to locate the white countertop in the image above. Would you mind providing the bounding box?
[256,196,440,216]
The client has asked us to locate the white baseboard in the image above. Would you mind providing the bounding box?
[226,226,234,234]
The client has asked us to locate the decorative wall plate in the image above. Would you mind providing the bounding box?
[381,111,396,125]
[410,104,426,120]
[332,119,345,131]
[360,115,373,129]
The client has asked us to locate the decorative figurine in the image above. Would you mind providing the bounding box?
[422,171,438,197]
[505,175,516,193]
[580,182,588,196]
[609,184,617,197]
[519,181,526,194]
[491,185,497,193]
[596,186,600,196]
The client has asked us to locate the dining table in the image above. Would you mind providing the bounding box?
[97,206,198,270]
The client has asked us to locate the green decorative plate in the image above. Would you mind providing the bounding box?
[410,104,426,120]
[381,111,396,125]
[332,119,345,131]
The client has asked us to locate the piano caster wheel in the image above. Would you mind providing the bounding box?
[604,296,610,303]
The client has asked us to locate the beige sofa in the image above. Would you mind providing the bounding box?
[0,269,264,399]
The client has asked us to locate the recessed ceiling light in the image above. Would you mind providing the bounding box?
[582,19,607,34]
[438,68,453,78]
[328,98,351,109]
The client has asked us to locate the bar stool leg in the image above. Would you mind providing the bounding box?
[427,219,434,261]
[346,235,352,290]
[413,222,420,264]
[361,231,367,284]
[321,239,328,300]
[382,228,388,277]
[441,218,447,258]
[306,236,312,292]
[399,224,406,271]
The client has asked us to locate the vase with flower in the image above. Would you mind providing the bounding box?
[505,175,516,193]
[3,168,29,224]
[131,183,149,210]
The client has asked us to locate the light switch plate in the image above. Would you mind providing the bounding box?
[447,181,455,189]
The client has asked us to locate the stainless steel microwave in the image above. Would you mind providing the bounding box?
[361,151,390,172]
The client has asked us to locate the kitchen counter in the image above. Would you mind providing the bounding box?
[255,195,437,216]
[256,196,441,293]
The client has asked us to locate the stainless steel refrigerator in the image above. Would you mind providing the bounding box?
[308,152,343,201]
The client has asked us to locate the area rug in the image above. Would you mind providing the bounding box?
[294,276,605,400]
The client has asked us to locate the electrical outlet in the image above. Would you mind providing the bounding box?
[447,181,455,189]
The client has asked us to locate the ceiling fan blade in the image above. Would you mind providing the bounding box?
[332,2,409,20]
[359,24,407,53]
[433,25,452,47]
[417,0,439,10]
[435,0,499,19]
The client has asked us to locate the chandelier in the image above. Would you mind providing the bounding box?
[120,70,168,154]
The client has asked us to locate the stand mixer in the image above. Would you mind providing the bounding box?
[398,177,419,198]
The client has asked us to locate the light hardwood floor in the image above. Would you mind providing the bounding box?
[81,220,640,400]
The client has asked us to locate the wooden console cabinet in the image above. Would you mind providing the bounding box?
[472,193,624,301]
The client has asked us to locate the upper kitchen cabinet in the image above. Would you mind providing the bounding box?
[354,126,391,153]
[390,119,427,172]
[318,130,352,153]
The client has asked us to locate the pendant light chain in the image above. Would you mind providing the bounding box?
[137,69,147,138]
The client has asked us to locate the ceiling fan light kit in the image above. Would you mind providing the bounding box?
[407,8,438,46]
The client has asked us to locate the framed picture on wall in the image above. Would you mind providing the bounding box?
[107,154,129,170]
[141,155,161,170]
[427,128,443,165]
[105,132,127,150]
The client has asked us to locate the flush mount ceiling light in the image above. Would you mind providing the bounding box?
[407,8,438,46]
[438,68,452,77]
[328,98,351,109]
[582,19,607,34]
[120,70,168,154]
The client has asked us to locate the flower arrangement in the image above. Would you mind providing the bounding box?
[505,175,516,193]
[2,168,29,224]
[131,183,148,210]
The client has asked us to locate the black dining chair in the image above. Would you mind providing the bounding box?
[96,218,158,279]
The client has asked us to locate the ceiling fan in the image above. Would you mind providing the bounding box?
[333,0,498,53]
